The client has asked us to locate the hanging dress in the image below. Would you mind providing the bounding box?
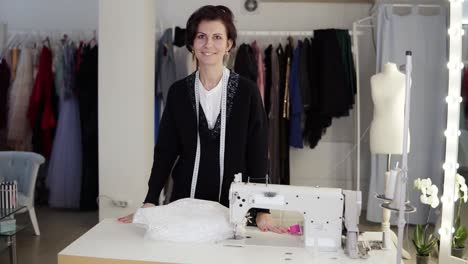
[47,43,82,209]
[27,46,56,158]
[7,48,34,151]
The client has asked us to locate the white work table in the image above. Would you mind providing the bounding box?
[59,219,399,264]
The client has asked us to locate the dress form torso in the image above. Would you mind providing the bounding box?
[370,63,410,154]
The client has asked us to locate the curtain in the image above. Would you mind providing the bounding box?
[367,5,447,224]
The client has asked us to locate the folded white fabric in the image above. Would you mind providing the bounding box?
[133,198,234,243]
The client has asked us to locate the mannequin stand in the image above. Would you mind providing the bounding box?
[382,154,411,260]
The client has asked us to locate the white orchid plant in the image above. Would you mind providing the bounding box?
[412,178,440,256]
[414,178,440,209]
[453,174,468,249]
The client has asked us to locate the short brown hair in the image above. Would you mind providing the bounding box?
[185,5,237,52]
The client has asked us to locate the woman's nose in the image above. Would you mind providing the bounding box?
[204,37,213,47]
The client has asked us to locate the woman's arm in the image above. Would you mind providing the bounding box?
[144,85,181,205]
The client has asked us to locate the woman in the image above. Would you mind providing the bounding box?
[119,5,287,234]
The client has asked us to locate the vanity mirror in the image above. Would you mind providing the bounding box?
[439,0,466,263]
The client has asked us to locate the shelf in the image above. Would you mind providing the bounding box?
[375,194,410,204]
[380,203,416,213]
[0,224,25,237]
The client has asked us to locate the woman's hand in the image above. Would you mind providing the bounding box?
[117,203,156,223]
[255,212,289,234]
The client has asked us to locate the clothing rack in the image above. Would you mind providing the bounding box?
[352,16,373,192]
[4,29,98,48]
[238,29,358,191]
[238,30,314,36]
[237,30,353,37]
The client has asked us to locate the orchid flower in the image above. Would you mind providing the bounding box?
[414,178,440,208]
[455,174,468,203]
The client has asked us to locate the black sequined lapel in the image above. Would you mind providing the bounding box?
[187,70,240,138]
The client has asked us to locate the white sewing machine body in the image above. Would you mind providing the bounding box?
[229,176,346,252]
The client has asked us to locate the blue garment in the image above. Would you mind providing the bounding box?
[288,41,303,148]
[155,28,176,142]
[47,43,82,209]
[156,29,176,105]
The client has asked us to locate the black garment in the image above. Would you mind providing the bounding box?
[336,29,357,108]
[315,29,351,118]
[0,59,10,130]
[298,39,311,108]
[264,45,273,116]
[234,44,258,83]
[276,44,290,185]
[77,45,99,210]
[0,59,10,150]
[144,70,268,208]
[304,37,331,148]
[303,30,355,148]
[173,26,186,48]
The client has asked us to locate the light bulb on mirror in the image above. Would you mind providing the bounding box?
[446,61,464,71]
[444,129,462,137]
[448,27,464,37]
[443,162,460,171]
[445,95,463,104]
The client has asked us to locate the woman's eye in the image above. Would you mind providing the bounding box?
[214,35,222,40]
[197,34,205,39]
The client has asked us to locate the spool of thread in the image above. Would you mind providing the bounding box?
[385,170,398,199]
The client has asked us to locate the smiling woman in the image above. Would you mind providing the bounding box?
[192,20,232,71]
[186,6,236,75]
[118,5,288,235]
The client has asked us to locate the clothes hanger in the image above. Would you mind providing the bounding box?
[7,32,18,50]
[13,32,25,49]
[89,30,97,47]
[42,36,51,49]
[62,33,69,45]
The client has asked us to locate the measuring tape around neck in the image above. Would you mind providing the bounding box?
[190,67,229,202]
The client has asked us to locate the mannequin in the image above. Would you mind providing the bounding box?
[370,62,410,154]
[370,62,410,257]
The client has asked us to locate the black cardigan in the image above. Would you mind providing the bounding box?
[144,70,268,208]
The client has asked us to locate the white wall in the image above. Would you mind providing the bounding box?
[156,0,369,30]
[98,0,155,220]
[0,0,98,30]
[0,0,375,211]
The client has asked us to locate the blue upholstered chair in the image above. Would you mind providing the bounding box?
[0,151,45,236]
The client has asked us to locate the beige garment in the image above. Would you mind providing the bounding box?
[7,48,34,151]
[10,48,19,81]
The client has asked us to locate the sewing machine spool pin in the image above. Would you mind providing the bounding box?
[246,174,270,187]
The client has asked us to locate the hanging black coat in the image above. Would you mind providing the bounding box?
[234,43,258,83]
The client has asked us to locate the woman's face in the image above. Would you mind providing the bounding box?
[193,19,233,68]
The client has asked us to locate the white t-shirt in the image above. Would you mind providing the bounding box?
[198,69,230,129]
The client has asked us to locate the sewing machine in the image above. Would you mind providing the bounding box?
[229,173,362,257]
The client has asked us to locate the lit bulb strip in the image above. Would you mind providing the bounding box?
[440,0,464,263]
